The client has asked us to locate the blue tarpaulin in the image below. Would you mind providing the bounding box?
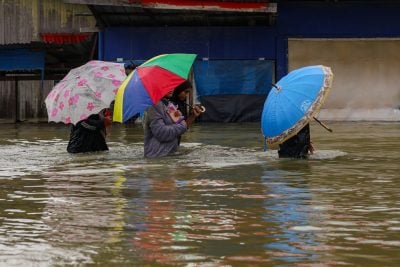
[194,59,273,96]
[193,59,274,122]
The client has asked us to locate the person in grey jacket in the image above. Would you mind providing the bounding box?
[143,90,201,158]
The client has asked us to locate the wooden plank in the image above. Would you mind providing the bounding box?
[37,0,96,34]
[31,0,40,41]
[0,79,54,121]
[0,81,16,121]
[17,0,24,42]
[0,0,96,43]
[12,0,18,44]
[22,0,34,43]
[40,80,55,119]
[19,80,42,121]
[18,80,27,121]
[4,0,11,44]
[0,0,4,44]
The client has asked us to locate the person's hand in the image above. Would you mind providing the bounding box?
[191,106,202,117]
[173,110,182,117]
[168,109,183,123]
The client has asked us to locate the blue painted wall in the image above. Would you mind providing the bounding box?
[102,26,276,61]
[278,2,400,37]
[0,49,45,72]
[275,2,400,78]
[101,2,400,79]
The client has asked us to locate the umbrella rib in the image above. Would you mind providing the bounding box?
[277,83,327,136]
[280,93,302,129]
[282,90,308,122]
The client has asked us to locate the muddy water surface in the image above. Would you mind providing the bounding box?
[0,122,399,266]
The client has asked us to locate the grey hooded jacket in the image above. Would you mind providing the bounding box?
[143,100,187,158]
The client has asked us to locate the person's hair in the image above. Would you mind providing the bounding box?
[125,64,136,70]
[173,80,192,99]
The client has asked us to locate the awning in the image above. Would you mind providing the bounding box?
[136,0,277,13]
[40,33,92,44]
[64,0,277,13]
[0,48,45,75]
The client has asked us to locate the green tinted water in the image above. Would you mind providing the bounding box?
[0,122,399,266]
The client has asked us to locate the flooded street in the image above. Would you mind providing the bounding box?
[0,122,399,266]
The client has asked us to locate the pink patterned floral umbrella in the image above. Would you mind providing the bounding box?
[45,60,126,124]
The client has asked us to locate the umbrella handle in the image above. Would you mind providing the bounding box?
[184,102,206,113]
[313,117,333,132]
[271,83,282,92]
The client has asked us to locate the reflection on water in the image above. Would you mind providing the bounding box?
[0,122,399,266]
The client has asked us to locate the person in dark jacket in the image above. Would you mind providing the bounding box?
[278,123,314,159]
[67,109,112,153]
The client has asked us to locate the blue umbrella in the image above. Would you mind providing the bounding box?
[261,65,333,148]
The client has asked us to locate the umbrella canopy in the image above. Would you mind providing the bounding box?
[113,53,197,123]
[261,65,333,146]
[45,60,126,124]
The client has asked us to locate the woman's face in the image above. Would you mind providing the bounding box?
[178,88,191,101]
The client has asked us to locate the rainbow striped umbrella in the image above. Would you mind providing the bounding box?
[113,53,197,123]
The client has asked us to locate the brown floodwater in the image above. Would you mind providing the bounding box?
[0,121,399,266]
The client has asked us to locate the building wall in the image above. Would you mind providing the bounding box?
[289,39,400,112]
[102,2,400,75]
[102,26,276,61]
[0,80,54,122]
[0,81,16,122]
[276,2,400,79]
[3,1,400,122]
[279,2,400,120]
[0,0,95,44]
[100,2,400,120]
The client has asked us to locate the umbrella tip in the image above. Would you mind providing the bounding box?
[271,83,282,92]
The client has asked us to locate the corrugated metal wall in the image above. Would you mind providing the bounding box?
[0,0,95,44]
[0,80,54,122]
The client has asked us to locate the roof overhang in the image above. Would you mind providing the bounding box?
[64,0,277,13]
[65,0,277,27]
